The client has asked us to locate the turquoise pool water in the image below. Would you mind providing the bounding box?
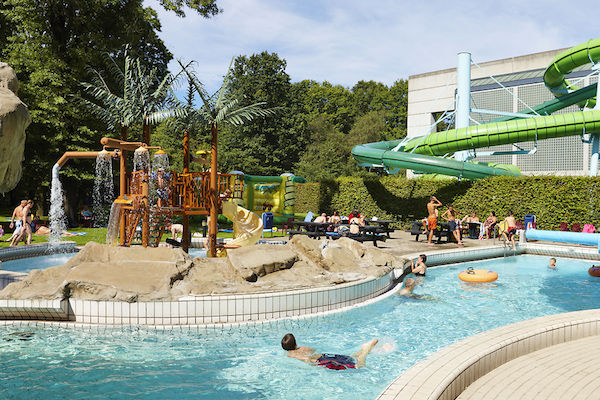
[1,253,76,273]
[1,249,207,274]
[1,254,599,399]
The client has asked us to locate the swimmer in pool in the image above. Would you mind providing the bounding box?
[548,257,557,270]
[281,333,378,370]
[398,278,416,296]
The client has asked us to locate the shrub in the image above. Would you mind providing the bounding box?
[295,176,600,229]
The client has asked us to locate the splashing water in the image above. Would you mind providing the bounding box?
[133,149,150,172]
[152,152,170,172]
[105,202,122,245]
[150,152,170,205]
[49,165,67,244]
[92,153,114,226]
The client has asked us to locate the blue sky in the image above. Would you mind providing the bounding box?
[147,0,597,93]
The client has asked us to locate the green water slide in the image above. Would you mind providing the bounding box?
[352,39,600,179]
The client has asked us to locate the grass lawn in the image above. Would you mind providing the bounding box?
[0,224,289,248]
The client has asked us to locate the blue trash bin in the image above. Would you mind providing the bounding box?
[262,212,274,237]
[524,214,536,230]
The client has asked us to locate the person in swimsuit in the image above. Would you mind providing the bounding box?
[484,211,498,239]
[281,333,378,370]
[501,211,518,250]
[398,278,416,296]
[442,205,464,246]
[21,200,34,245]
[411,254,427,283]
[8,200,26,245]
[154,168,171,207]
[548,258,557,270]
[426,196,442,245]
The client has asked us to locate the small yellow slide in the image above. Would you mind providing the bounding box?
[222,201,263,247]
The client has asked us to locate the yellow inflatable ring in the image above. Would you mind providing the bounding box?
[459,267,498,283]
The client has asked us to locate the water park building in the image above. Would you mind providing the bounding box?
[407,48,597,177]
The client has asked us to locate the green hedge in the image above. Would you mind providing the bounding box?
[295,176,600,230]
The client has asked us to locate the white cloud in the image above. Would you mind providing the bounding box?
[147,0,599,92]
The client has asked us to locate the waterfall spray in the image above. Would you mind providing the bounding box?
[92,150,115,226]
[49,164,67,244]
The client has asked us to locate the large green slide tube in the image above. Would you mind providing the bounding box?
[352,39,600,179]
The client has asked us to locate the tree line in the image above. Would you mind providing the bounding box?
[0,0,407,221]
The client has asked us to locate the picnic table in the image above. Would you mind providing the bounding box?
[409,220,452,243]
[288,221,386,246]
[365,220,396,237]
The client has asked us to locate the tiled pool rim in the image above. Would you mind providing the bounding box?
[0,242,599,328]
[376,309,600,400]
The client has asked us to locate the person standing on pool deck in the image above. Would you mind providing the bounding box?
[442,205,464,246]
[281,333,378,370]
[501,211,518,251]
[411,254,427,283]
[426,196,442,245]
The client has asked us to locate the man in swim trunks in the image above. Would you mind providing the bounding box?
[281,333,378,370]
[426,196,442,245]
[8,200,26,245]
[501,211,518,250]
[442,205,464,246]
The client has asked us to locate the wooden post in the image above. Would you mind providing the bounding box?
[119,125,127,245]
[141,172,150,247]
[209,122,218,257]
[182,129,190,253]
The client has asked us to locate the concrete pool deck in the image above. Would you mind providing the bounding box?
[377,293,600,400]
[457,334,600,400]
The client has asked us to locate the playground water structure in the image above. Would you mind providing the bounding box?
[352,39,600,179]
[1,254,600,399]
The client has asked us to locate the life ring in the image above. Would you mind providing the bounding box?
[459,267,498,283]
[588,265,600,277]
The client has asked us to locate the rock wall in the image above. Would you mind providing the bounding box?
[0,63,31,193]
[0,239,407,302]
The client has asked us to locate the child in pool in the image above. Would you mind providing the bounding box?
[548,258,557,270]
[398,278,416,296]
[281,333,378,370]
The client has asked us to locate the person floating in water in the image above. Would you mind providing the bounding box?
[398,278,416,296]
[548,257,557,270]
[281,333,378,370]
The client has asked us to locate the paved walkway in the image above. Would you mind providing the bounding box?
[458,335,600,400]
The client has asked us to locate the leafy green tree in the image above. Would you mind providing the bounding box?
[221,52,298,175]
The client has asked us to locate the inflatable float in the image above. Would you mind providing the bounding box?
[589,265,600,278]
[459,267,498,283]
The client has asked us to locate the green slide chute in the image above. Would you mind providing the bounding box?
[352,39,600,179]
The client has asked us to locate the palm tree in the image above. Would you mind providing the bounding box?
[80,48,183,145]
[177,59,278,256]
[80,48,184,242]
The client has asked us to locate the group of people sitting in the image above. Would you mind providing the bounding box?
[422,197,518,249]
[312,209,367,235]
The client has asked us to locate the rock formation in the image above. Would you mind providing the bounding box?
[0,63,31,193]
[0,238,407,302]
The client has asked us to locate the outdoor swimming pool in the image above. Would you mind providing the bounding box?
[1,254,599,399]
[1,249,208,273]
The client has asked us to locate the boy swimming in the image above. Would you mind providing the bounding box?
[548,258,557,270]
[281,333,378,370]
